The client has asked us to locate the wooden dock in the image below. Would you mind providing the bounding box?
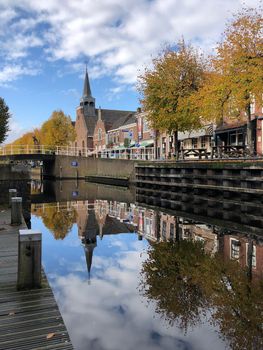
[0,209,73,350]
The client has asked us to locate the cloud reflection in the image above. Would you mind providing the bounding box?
[48,235,225,350]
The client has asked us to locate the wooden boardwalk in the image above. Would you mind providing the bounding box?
[0,209,73,350]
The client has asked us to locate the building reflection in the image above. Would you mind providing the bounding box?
[31,199,263,282]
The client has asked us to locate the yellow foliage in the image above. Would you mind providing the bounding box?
[41,110,76,147]
[138,40,206,133]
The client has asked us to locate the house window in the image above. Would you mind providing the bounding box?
[201,136,206,148]
[162,221,167,240]
[237,133,243,146]
[250,95,255,114]
[192,138,198,149]
[246,243,257,268]
[230,133,236,145]
[170,223,175,241]
[143,119,149,132]
[230,239,240,260]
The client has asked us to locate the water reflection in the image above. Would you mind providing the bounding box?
[30,181,263,350]
[141,240,263,350]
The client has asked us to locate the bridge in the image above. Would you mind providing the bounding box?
[0,144,137,180]
[0,144,155,161]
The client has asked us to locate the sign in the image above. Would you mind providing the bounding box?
[72,191,79,197]
[71,161,78,167]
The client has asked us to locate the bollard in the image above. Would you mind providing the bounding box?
[17,229,42,290]
[8,189,17,207]
[11,197,22,225]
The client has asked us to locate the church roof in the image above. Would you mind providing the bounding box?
[83,69,92,97]
[83,108,135,136]
[110,113,136,131]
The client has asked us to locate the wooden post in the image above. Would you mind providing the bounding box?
[11,197,22,225]
[9,189,17,207]
[17,229,42,290]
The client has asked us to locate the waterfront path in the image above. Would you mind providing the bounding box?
[0,209,73,350]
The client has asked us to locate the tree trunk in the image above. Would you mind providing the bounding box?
[247,237,253,282]
[246,104,254,156]
[173,130,179,160]
[154,129,159,160]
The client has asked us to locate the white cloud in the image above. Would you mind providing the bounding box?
[0,0,261,87]
[0,64,40,85]
[51,243,226,350]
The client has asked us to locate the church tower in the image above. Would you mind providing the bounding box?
[80,67,96,117]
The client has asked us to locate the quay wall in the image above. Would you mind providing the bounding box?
[136,160,263,232]
[44,156,137,182]
[0,163,30,181]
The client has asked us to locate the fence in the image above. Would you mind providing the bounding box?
[0,144,155,160]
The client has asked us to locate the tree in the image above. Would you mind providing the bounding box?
[41,110,76,147]
[0,97,10,144]
[141,238,263,348]
[40,206,77,240]
[195,7,263,154]
[138,40,206,157]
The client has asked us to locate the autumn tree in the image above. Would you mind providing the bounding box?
[41,110,75,147]
[138,40,206,157]
[195,7,263,154]
[0,97,10,144]
[40,205,77,240]
[141,238,263,348]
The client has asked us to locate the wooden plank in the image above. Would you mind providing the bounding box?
[0,209,73,350]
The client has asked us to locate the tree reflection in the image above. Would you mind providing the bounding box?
[39,206,76,239]
[141,240,263,349]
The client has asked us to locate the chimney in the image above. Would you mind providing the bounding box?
[98,107,102,121]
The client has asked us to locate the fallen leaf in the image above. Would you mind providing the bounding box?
[46,333,55,339]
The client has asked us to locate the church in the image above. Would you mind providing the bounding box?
[74,69,135,153]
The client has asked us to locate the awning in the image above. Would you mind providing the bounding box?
[178,124,214,140]
[113,146,126,150]
[139,140,154,147]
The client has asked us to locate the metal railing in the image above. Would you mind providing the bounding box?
[0,144,155,160]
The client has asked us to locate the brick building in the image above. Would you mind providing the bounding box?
[74,69,135,153]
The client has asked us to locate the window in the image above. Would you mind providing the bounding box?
[201,136,206,148]
[237,133,243,146]
[170,223,175,241]
[230,133,236,145]
[230,239,240,260]
[246,243,256,268]
[192,138,198,149]
[143,119,149,132]
[250,94,255,114]
[162,221,167,240]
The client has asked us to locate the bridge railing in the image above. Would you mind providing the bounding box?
[0,145,95,157]
[0,144,155,160]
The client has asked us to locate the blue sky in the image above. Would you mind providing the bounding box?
[0,0,260,143]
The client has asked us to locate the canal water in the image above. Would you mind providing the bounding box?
[28,181,263,349]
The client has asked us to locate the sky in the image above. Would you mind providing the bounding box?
[0,0,261,143]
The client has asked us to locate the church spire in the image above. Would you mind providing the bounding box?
[80,64,96,117]
[83,65,92,97]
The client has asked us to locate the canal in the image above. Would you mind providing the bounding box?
[11,180,263,349]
